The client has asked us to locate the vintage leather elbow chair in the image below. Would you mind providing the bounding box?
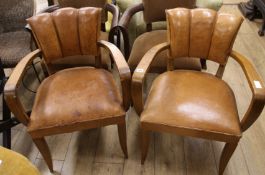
[132,8,265,174]
[4,7,130,172]
[116,0,223,72]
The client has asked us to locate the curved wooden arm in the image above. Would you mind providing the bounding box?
[98,40,131,111]
[105,3,119,29]
[118,3,144,28]
[118,3,144,59]
[132,42,169,115]
[230,50,265,131]
[4,49,41,125]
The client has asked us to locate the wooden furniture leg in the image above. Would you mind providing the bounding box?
[219,141,239,175]
[33,138,53,173]
[141,129,150,164]
[117,121,128,158]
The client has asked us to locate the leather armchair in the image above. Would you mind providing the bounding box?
[116,0,223,72]
[132,8,265,175]
[4,7,130,172]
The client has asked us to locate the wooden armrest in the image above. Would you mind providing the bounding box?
[118,3,144,28]
[4,49,41,125]
[118,3,144,59]
[98,40,131,110]
[230,50,265,131]
[37,4,60,14]
[105,3,119,29]
[132,42,169,115]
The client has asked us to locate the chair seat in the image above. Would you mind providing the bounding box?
[0,30,31,68]
[141,70,242,142]
[28,67,125,137]
[128,30,201,73]
[47,31,111,73]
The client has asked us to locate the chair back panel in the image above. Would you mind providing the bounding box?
[166,8,243,65]
[27,7,101,64]
[142,0,196,24]
[0,0,34,32]
[58,0,107,22]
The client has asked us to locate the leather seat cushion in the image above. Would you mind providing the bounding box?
[128,30,201,73]
[47,31,111,74]
[28,67,125,137]
[141,70,241,141]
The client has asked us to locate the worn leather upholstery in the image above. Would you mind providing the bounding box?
[141,71,241,141]
[167,8,243,65]
[128,30,201,72]
[28,67,125,137]
[58,0,108,23]
[28,7,111,74]
[5,7,130,171]
[142,0,196,23]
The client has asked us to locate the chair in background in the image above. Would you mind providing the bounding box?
[117,0,202,73]
[116,0,223,71]
[132,8,265,174]
[0,146,41,175]
[0,0,37,149]
[38,0,119,70]
[0,60,19,149]
[4,7,130,172]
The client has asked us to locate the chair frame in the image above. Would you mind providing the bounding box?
[4,38,131,172]
[132,42,265,174]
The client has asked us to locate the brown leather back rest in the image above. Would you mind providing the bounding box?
[142,0,196,24]
[58,0,107,22]
[166,8,243,65]
[27,7,101,64]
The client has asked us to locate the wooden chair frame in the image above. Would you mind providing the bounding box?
[132,42,265,174]
[4,40,131,172]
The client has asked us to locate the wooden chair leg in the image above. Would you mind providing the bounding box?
[117,122,128,158]
[141,129,150,165]
[219,141,238,175]
[33,137,53,173]
[2,129,11,149]
[2,98,11,149]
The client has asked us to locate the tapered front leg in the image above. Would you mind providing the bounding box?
[141,129,150,164]
[118,120,128,158]
[33,137,53,173]
[219,141,239,175]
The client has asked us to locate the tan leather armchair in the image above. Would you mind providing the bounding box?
[4,7,130,172]
[116,0,203,72]
[132,8,265,175]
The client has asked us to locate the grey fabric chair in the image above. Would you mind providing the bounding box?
[0,0,35,68]
[0,0,36,149]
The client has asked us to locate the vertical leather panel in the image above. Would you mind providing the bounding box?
[79,7,101,56]
[189,9,216,58]
[143,0,196,23]
[52,8,81,57]
[166,8,190,58]
[58,0,107,22]
[27,14,62,63]
[208,14,243,65]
